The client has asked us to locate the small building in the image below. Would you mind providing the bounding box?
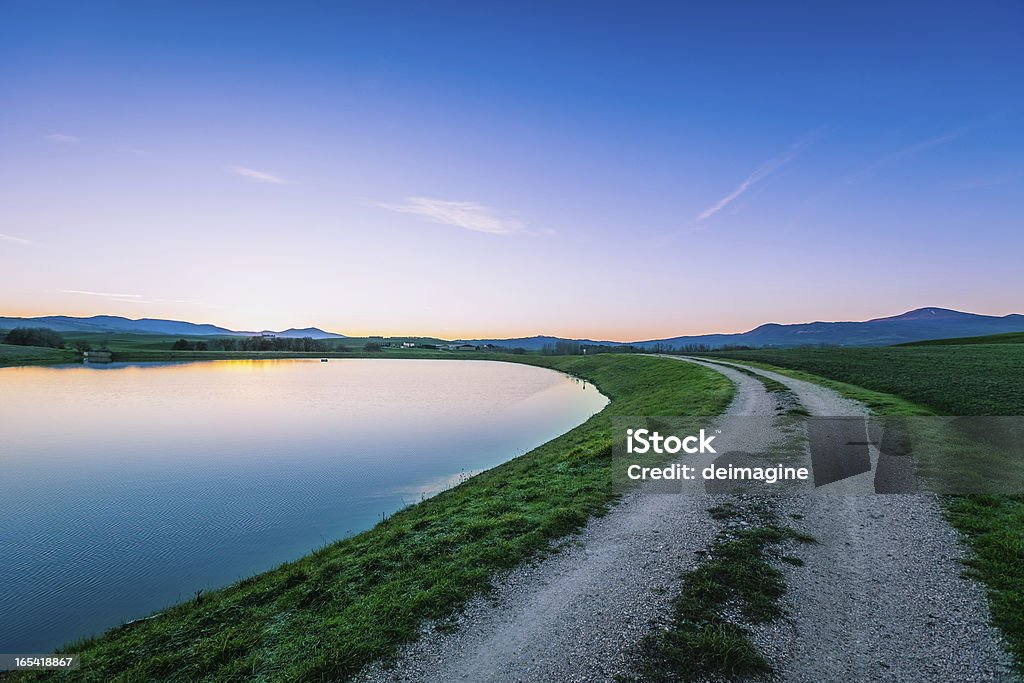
[82,350,112,363]
[448,343,477,351]
[401,342,415,348]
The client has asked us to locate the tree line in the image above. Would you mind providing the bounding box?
[3,327,66,348]
[171,336,336,352]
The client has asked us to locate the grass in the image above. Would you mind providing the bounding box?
[632,500,815,681]
[37,331,453,353]
[705,345,1024,671]
[1,331,484,366]
[898,332,1024,346]
[703,345,1024,415]
[0,343,76,366]
[944,494,1024,668]
[16,353,733,682]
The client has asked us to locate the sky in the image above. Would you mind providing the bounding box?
[1,1,1022,340]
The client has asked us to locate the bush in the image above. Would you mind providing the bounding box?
[4,327,65,348]
[364,342,383,352]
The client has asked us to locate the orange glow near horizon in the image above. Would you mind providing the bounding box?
[6,302,1024,343]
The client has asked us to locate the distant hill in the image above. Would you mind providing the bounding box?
[4,307,1022,348]
[267,327,347,339]
[641,307,1024,348]
[0,316,346,339]
[461,308,1024,350]
[897,331,1024,346]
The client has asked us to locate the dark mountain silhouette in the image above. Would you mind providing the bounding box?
[0,315,345,339]
[461,308,1024,350]
[4,308,1022,348]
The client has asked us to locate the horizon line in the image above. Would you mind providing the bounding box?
[3,305,1023,344]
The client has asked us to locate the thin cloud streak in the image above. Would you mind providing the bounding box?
[802,116,992,210]
[0,233,38,246]
[376,197,525,235]
[781,115,1000,234]
[60,289,152,304]
[954,173,1019,190]
[229,166,290,184]
[45,133,79,142]
[697,129,824,222]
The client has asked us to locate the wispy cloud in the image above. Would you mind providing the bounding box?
[697,129,824,222]
[45,133,80,143]
[376,197,525,235]
[954,173,1019,190]
[839,127,969,189]
[803,119,985,209]
[0,233,38,246]
[60,289,151,304]
[229,166,290,184]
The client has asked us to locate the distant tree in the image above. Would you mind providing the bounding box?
[72,339,93,352]
[171,338,192,351]
[210,337,238,351]
[364,342,383,352]
[194,341,208,351]
[4,327,65,349]
[554,340,581,355]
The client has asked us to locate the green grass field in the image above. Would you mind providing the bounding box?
[21,331,454,352]
[0,343,76,366]
[898,331,1024,346]
[16,353,733,682]
[703,345,1024,415]
[706,345,1024,670]
[0,332,484,367]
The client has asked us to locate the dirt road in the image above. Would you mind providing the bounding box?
[358,357,1015,682]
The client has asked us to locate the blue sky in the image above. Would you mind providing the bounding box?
[1,1,1021,338]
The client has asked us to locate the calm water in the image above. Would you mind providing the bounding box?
[0,358,606,652]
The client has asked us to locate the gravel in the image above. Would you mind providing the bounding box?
[356,362,776,683]
[696,358,1017,682]
[357,357,1017,682]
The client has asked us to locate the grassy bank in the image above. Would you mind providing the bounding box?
[21,354,732,682]
[705,346,1024,670]
[0,343,76,366]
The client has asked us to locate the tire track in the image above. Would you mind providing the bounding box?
[684,357,1015,682]
[358,362,778,683]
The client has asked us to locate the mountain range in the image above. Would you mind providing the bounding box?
[459,308,1024,349]
[2,308,1023,348]
[0,315,346,339]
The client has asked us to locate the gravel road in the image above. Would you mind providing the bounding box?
[690,358,1016,682]
[357,357,1016,682]
[357,361,777,683]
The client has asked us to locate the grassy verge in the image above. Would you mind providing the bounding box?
[943,494,1024,668]
[19,354,733,682]
[701,345,1024,415]
[704,348,1024,671]
[0,343,76,366]
[631,499,815,681]
[898,332,1024,346]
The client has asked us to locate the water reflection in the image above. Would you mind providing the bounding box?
[0,359,607,652]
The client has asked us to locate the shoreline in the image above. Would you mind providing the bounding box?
[11,353,735,681]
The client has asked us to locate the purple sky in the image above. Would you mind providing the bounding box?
[2,2,1022,339]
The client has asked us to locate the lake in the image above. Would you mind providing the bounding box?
[0,358,607,653]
